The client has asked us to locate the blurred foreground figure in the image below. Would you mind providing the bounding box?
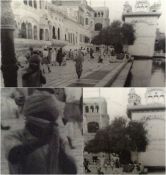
[4,92,77,174]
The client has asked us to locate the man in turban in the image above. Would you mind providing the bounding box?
[4,91,77,174]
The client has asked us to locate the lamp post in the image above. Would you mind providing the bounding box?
[1,0,18,87]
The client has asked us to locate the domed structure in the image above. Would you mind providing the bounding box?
[123,1,132,14]
[145,88,165,105]
[135,0,150,12]
[128,88,141,106]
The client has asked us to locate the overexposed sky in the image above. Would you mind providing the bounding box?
[88,0,166,33]
[83,88,147,122]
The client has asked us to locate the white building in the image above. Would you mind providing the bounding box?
[122,0,161,57]
[127,88,165,169]
[11,0,109,55]
[83,97,109,143]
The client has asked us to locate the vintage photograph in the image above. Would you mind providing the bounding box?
[1,0,165,87]
[1,88,83,174]
[83,88,165,174]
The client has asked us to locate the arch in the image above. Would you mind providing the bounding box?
[23,0,28,5]
[58,28,60,40]
[85,106,89,113]
[87,122,99,133]
[95,23,102,31]
[52,26,56,39]
[94,13,97,17]
[90,106,94,113]
[27,23,32,39]
[95,105,99,113]
[98,12,100,17]
[101,11,104,17]
[34,0,37,8]
[20,22,27,38]
[29,0,33,7]
[45,29,49,41]
[34,25,38,40]
[40,28,44,40]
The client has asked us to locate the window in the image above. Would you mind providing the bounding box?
[94,13,97,17]
[85,106,89,113]
[27,23,32,39]
[87,122,99,133]
[40,29,44,40]
[85,18,88,25]
[45,29,49,41]
[95,105,99,113]
[29,0,33,7]
[98,12,100,17]
[101,12,104,17]
[34,0,37,8]
[23,0,27,5]
[95,23,102,31]
[20,23,27,38]
[58,28,60,40]
[52,26,56,39]
[34,25,38,40]
[90,106,94,112]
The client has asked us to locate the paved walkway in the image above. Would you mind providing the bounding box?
[16,57,123,87]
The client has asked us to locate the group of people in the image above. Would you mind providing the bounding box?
[21,46,86,87]
[2,88,83,174]
[84,153,144,174]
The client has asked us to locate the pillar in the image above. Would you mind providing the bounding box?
[1,0,18,87]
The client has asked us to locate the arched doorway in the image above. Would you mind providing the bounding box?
[58,28,60,40]
[52,26,56,39]
[27,23,32,39]
[34,25,38,40]
[95,23,102,31]
[87,122,99,133]
[21,22,27,38]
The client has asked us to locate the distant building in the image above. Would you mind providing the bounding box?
[11,0,110,55]
[127,88,165,169]
[93,7,110,37]
[122,0,161,57]
[83,97,109,143]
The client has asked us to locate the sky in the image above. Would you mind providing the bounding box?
[88,0,166,33]
[83,88,147,122]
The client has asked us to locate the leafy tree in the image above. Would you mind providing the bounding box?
[84,117,148,164]
[91,20,135,54]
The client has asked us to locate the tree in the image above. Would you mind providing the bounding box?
[155,37,165,53]
[84,117,148,164]
[91,20,135,54]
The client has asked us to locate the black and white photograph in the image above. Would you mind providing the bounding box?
[83,88,165,174]
[1,88,83,174]
[1,0,165,87]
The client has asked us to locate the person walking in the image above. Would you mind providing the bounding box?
[22,54,46,87]
[42,47,51,73]
[56,48,64,66]
[75,49,84,79]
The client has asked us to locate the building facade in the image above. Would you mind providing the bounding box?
[83,97,109,143]
[122,0,161,57]
[11,0,109,54]
[127,88,165,168]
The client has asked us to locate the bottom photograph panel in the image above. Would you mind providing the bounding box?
[1,88,83,174]
[1,87,165,174]
[83,88,165,174]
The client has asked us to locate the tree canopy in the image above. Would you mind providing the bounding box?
[91,20,135,53]
[84,117,148,164]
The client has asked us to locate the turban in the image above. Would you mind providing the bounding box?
[23,93,59,122]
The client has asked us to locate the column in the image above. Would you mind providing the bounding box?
[1,0,18,86]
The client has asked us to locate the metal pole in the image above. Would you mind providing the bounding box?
[1,0,18,87]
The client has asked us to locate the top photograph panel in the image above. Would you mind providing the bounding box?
[1,0,165,87]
